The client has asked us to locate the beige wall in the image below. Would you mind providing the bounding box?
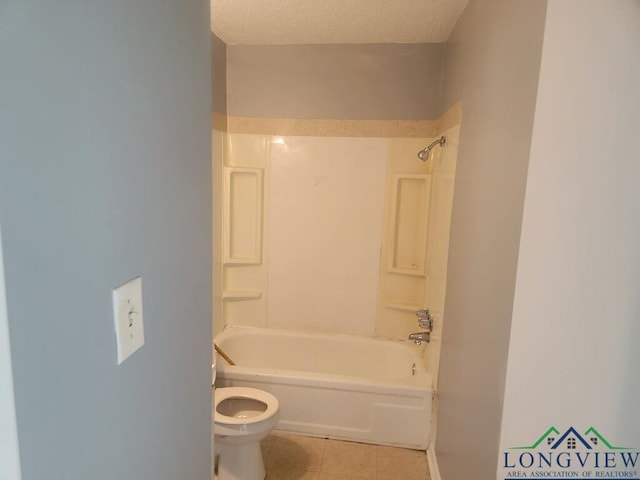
[435,0,547,477]
[212,33,227,341]
[226,43,444,120]
[212,33,227,114]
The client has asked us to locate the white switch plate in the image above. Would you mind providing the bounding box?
[112,276,145,364]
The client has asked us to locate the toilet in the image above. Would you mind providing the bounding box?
[214,387,279,480]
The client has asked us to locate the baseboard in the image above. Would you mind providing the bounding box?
[427,447,442,480]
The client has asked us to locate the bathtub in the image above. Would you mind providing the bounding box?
[214,326,432,449]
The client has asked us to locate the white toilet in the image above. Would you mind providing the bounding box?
[214,387,279,480]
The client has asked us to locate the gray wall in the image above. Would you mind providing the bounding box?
[212,33,227,114]
[0,1,212,479]
[227,43,444,120]
[435,0,547,477]
[498,0,640,461]
[0,226,21,480]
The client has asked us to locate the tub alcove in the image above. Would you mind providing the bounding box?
[212,115,459,451]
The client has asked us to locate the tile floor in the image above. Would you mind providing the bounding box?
[261,432,430,480]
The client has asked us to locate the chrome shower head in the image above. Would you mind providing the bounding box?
[417,136,446,161]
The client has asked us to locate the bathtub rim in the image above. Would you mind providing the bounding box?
[214,325,433,394]
[216,324,429,349]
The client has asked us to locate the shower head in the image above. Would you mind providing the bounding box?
[417,136,446,161]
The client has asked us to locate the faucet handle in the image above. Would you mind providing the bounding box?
[416,309,433,331]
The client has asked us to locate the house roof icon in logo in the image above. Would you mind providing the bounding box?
[511,426,632,451]
[550,427,592,450]
[583,427,632,450]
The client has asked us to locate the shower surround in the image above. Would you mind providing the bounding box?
[212,112,459,385]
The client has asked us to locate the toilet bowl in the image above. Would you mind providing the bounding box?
[214,387,279,480]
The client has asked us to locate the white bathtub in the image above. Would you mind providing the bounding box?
[214,326,432,449]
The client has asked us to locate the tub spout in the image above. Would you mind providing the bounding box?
[408,332,430,345]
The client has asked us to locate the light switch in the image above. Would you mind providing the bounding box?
[112,276,145,364]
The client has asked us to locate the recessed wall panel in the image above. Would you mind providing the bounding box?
[388,174,431,276]
[224,167,263,265]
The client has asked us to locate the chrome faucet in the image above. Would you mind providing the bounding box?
[408,331,431,345]
[410,308,433,345]
[416,309,433,331]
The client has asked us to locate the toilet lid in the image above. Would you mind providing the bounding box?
[214,387,279,425]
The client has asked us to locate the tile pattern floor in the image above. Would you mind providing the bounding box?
[261,432,430,480]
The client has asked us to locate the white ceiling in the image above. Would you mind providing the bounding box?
[211,0,469,45]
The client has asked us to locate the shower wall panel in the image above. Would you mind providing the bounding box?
[221,134,270,329]
[215,126,458,351]
[374,126,458,384]
[267,137,387,336]
[423,124,459,387]
[375,138,435,341]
